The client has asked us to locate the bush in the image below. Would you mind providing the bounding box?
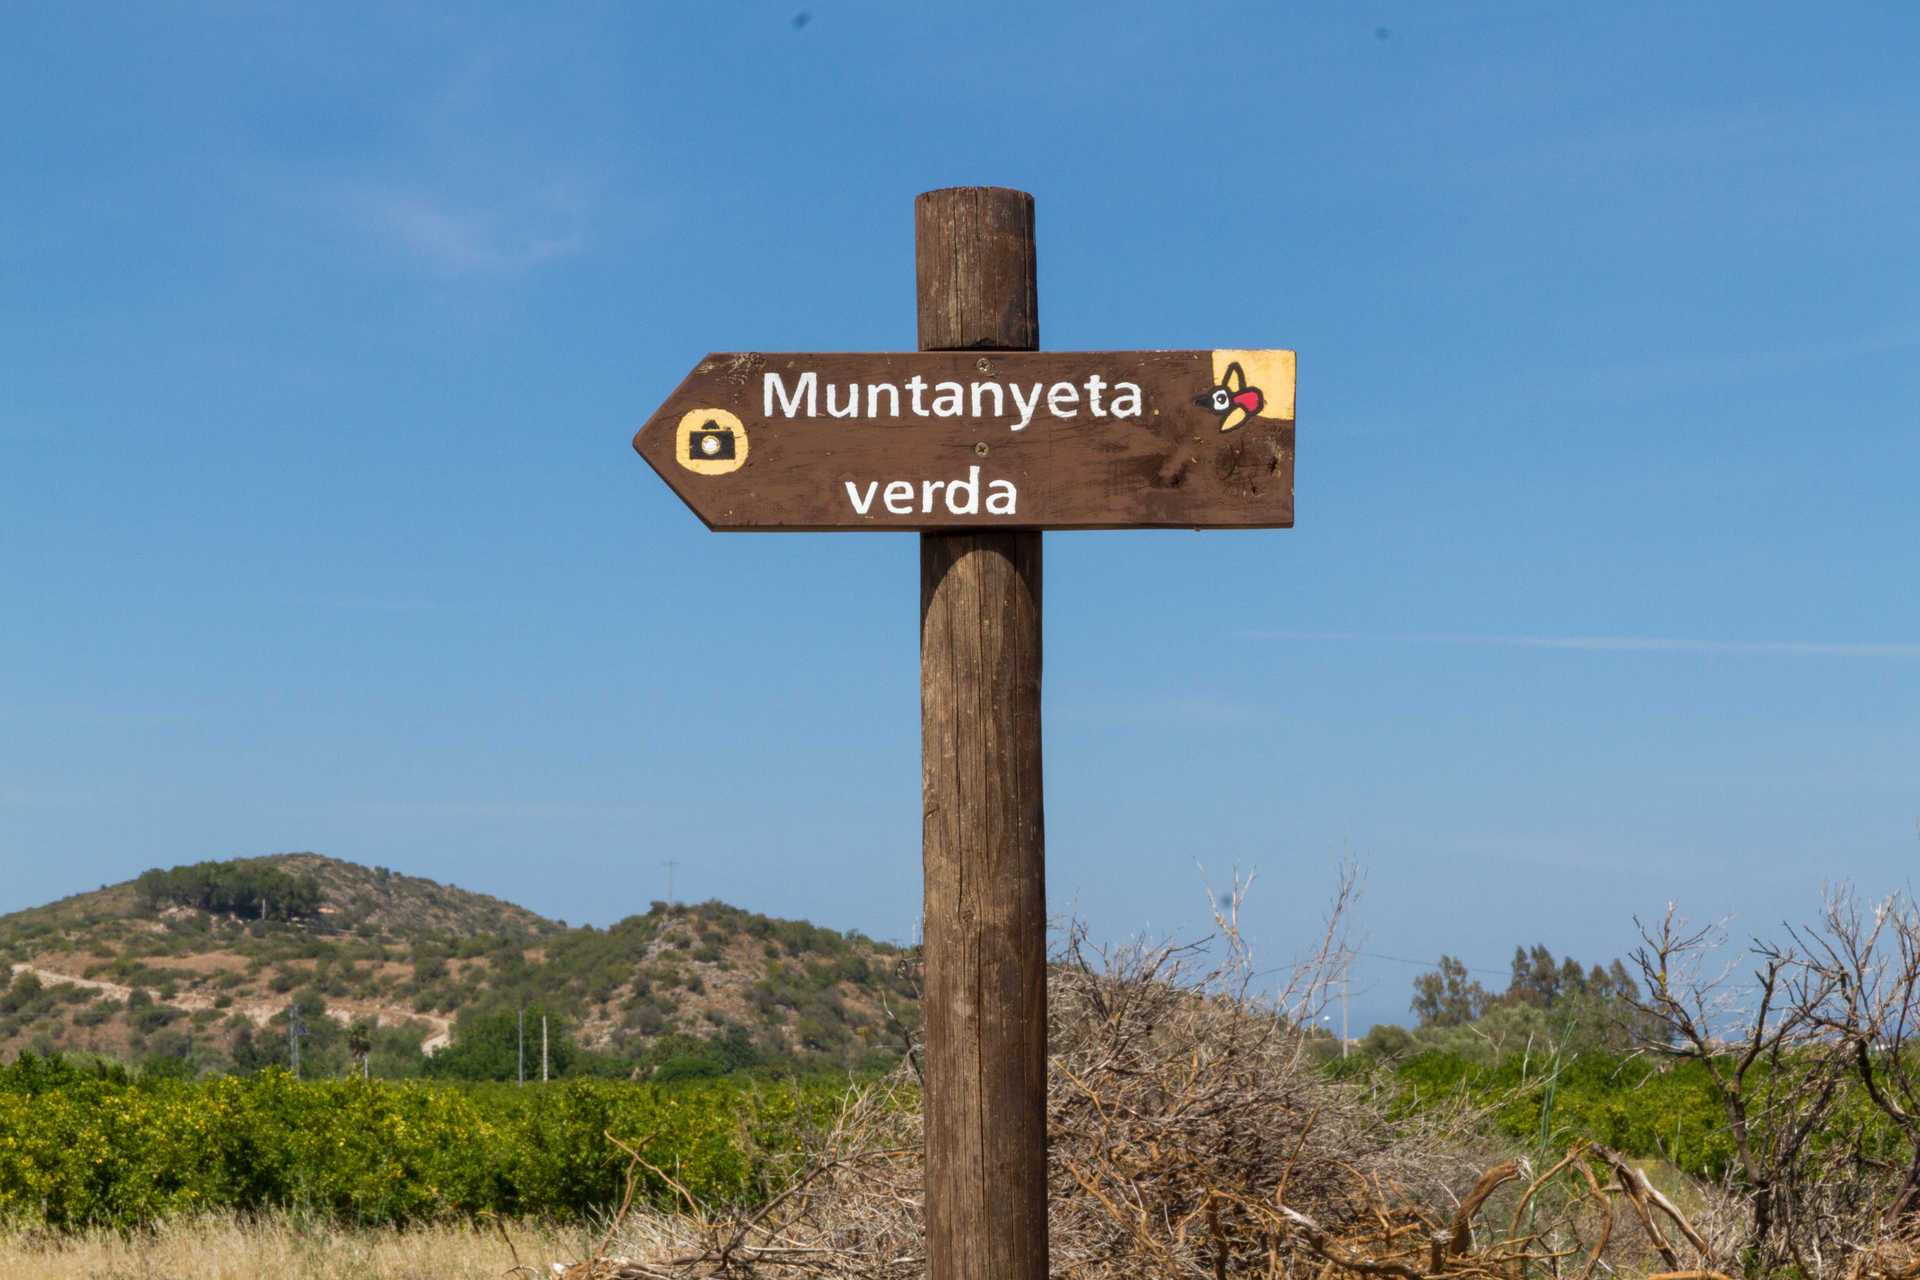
[0,1068,842,1229]
[1360,1022,1416,1059]
[130,1004,181,1035]
[652,1054,723,1083]
[132,861,321,921]
[424,1008,576,1082]
[74,1002,114,1028]
[0,971,52,1018]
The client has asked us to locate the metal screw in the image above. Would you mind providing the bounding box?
[974,442,990,456]
[975,357,991,372]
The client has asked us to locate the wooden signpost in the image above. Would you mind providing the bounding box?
[633,350,1294,530]
[633,187,1294,1280]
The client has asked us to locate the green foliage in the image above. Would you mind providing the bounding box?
[1408,955,1487,1028]
[425,1008,576,1082]
[1383,1046,1753,1181]
[133,861,322,922]
[74,999,118,1027]
[0,1049,131,1092]
[0,1059,845,1229]
[0,969,57,1021]
[1359,1023,1416,1059]
[1405,942,1663,1056]
[129,1002,183,1035]
[640,1026,763,1082]
[4,856,921,1085]
[139,1051,197,1082]
[652,1054,723,1083]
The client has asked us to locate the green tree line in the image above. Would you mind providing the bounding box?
[133,861,322,921]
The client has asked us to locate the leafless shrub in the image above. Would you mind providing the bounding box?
[560,869,1516,1278]
[1791,887,1920,1228]
[1624,903,1851,1272]
[1041,865,1489,1275]
[555,873,1920,1278]
[1622,892,1920,1278]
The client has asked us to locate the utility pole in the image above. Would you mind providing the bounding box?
[663,858,678,906]
[518,1006,525,1086]
[289,1008,304,1082]
[541,1015,549,1083]
[1341,962,1350,1060]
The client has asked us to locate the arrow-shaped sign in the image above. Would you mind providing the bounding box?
[633,349,1294,531]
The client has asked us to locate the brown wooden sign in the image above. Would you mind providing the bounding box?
[633,349,1295,531]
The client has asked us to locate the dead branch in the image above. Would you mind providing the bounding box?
[1446,1158,1524,1257]
[1591,1141,1711,1260]
[558,884,1805,1279]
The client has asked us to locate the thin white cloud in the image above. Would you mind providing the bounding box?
[1055,694,1258,727]
[349,801,654,821]
[348,183,586,278]
[1438,834,1722,877]
[1240,630,1920,659]
[1596,324,1920,393]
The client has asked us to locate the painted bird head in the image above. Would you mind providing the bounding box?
[1194,362,1264,432]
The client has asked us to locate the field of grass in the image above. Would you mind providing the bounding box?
[0,1209,591,1280]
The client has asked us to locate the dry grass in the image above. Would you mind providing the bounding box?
[21,875,1919,1279]
[558,870,1521,1278]
[0,1209,591,1280]
[553,878,1920,1279]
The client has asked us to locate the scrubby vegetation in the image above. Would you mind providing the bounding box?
[1351,890,1920,1277]
[0,856,919,1081]
[11,862,1920,1277]
[559,883,1908,1280]
[134,860,323,921]
[0,1051,845,1230]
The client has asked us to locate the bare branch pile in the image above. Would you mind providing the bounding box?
[548,880,1920,1278]
[552,872,1516,1278]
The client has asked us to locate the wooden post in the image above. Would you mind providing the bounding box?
[916,186,1048,1280]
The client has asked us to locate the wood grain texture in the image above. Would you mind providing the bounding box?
[632,349,1295,530]
[917,187,1037,353]
[918,186,1048,1280]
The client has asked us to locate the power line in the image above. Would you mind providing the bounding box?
[1354,949,1510,978]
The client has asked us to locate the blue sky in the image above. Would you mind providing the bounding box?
[4,2,1916,1031]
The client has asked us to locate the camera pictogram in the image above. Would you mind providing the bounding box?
[690,422,736,460]
[674,408,748,475]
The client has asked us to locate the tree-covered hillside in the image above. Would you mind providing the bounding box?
[0,854,919,1082]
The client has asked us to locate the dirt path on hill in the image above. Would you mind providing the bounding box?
[6,962,454,1053]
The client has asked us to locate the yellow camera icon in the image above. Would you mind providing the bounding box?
[675,408,748,476]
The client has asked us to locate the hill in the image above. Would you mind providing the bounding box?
[0,853,920,1080]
